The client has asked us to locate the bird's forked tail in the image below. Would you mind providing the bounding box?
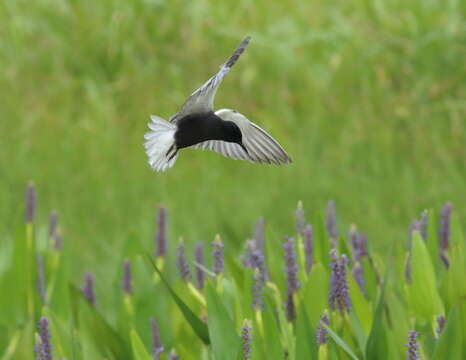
[144,115,178,172]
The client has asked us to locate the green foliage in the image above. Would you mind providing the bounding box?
[1,0,465,273]
[205,282,241,360]
[431,307,463,360]
[69,284,132,359]
[365,272,388,359]
[130,328,153,360]
[149,257,210,345]
[408,232,444,321]
[1,0,466,358]
[1,197,464,359]
[324,324,360,360]
[260,298,283,360]
[295,305,316,360]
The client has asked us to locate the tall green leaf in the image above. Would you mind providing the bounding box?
[206,282,240,360]
[69,284,131,360]
[409,232,444,321]
[130,328,153,360]
[148,255,210,345]
[425,209,440,271]
[302,263,329,327]
[441,214,466,308]
[260,297,283,360]
[365,271,388,359]
[265,283,295,359]
[323,324,359,360]
[431,307,462,360]
[43,307,73,359]
[295,304,316,360]
[348,274,372,336]
[442,243,466,308]
[313,212,330,267]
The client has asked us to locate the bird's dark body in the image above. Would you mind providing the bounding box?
[174,111,243,149]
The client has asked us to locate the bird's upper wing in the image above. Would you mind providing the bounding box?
[193,109,292,165]
[169,36,251,124]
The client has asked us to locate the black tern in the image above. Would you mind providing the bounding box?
[144,36,292,171]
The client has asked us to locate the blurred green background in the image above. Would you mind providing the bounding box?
[1,0,465,274]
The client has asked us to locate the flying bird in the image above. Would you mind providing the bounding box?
[144,36,292,172]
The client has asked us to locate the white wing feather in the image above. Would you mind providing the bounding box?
[169,36,251,123]
[193,109,292,165]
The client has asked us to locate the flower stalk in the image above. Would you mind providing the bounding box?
[329,250,351,314]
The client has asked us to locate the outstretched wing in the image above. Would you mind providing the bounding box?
[193,140,251,161]
[193,109,292,165]
[169,36,251,123]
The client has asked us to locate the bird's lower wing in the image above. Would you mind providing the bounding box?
[241,121,292,164]
[169,36,251,123]
[193,109,292,165]
[192,140,251,161]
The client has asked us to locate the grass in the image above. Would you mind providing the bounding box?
[1,0,465,265]
[1,190,465,359]
[0,0,465,358]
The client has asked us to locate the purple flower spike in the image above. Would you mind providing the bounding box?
[53,233,63,251]
[439,202,452,251]
[410,211,429,245]
[81,272,96,306]
[349,226,359,252]
[285,291,295,322]
[436,315,445,339]
[439,202,452,268]
[25,183,37,224]
[47,210,63,251]
[358,233,368,257]
[404,252,412,284]
[122,259,132,295]
[410,220,421,233]
[212,236,224,276]
[329,250,351,313]
[48,211,58,238]
[242,240,254,266]
[194,242,205,290]
[254,217,265,252]
[283,236,300,294]
[246,240,267,283]
[326,200,339,243]
[241,245,252,268]
[406,330,420,360]
[295,201,306,237]
[35,343,44,360]
[316,313,330,346]
[37,317,53,360]
[151,318,164,359]
[303,224,313,274]
[176,241,191,282]
[36,254,46,303]
[419,210,428,241]
[409,221,421,249]
[352,261,366,296]
[155,206,167,258]
[252,269,264,311]
[242,320,252,359]
[349,226,368,261]
[169,349,179,360]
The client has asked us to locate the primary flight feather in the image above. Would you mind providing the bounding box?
[144,36,292,172]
